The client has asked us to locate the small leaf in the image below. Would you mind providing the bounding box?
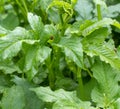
[1,86,25,109]
[37,46,52,63]
[27,13,44,34]
[48,0,73,16]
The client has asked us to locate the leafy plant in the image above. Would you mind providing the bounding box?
[0,0,120,109]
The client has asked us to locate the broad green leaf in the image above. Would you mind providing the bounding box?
[31,86,95,109]
[55,37,83,68]
[1,86,25,109]
[81,21,120,69]
[74,0,93,21]
[83,42,120,69]
[31,86,75,102]
[0,27,36,60]
[82,18,120,36]
[27,12,44,36]
[91,60,120,108]
[0,60,21,74]
[12,76,44,109]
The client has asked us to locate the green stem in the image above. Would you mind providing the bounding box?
[20,0,28,14]
[76,68,85,100]
[48,65,55,90]
[46,56,55,90]
[97,4,102,21]
[15,0,27,20]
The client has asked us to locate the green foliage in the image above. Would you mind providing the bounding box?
[31,86,95,109]
[91,60,120,108]
[0,0,120,109]
[1,86,25,109]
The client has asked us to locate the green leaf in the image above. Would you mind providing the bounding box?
[0,60,21,74]
[82,27,120,69]
[31,86,74,102]
[53,99,95,109]
[1,86,25,109]
[31,86,95,109]
[40,24,57,45]
[107,3,120,18]
[23,44,51,80]
[55,77,78,90]
[82,27,109,45]
[74,0,93,21]
[83,42,120,69]
[23,44,39,80]
[48,0,73,16]
[27,12,44,35]
[55,37,83,68]
[0,27,35,60]
[39,0,52,11]
[113,98,120,109]
[12,76,44,109]
[84,78,97,101]
[0,74,13,89]
[91,60,120,108]
[37,46,52,63]
[82,18,120,37]
[0,26,10,37]
[0,12,19,30]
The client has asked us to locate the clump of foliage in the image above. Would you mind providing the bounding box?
[0,0,120,109]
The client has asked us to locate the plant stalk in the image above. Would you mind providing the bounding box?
[76,68,85,100]
[46,55,55,90]
[97,4,102,21]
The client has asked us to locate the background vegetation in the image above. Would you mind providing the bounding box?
[0,0,120,109]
